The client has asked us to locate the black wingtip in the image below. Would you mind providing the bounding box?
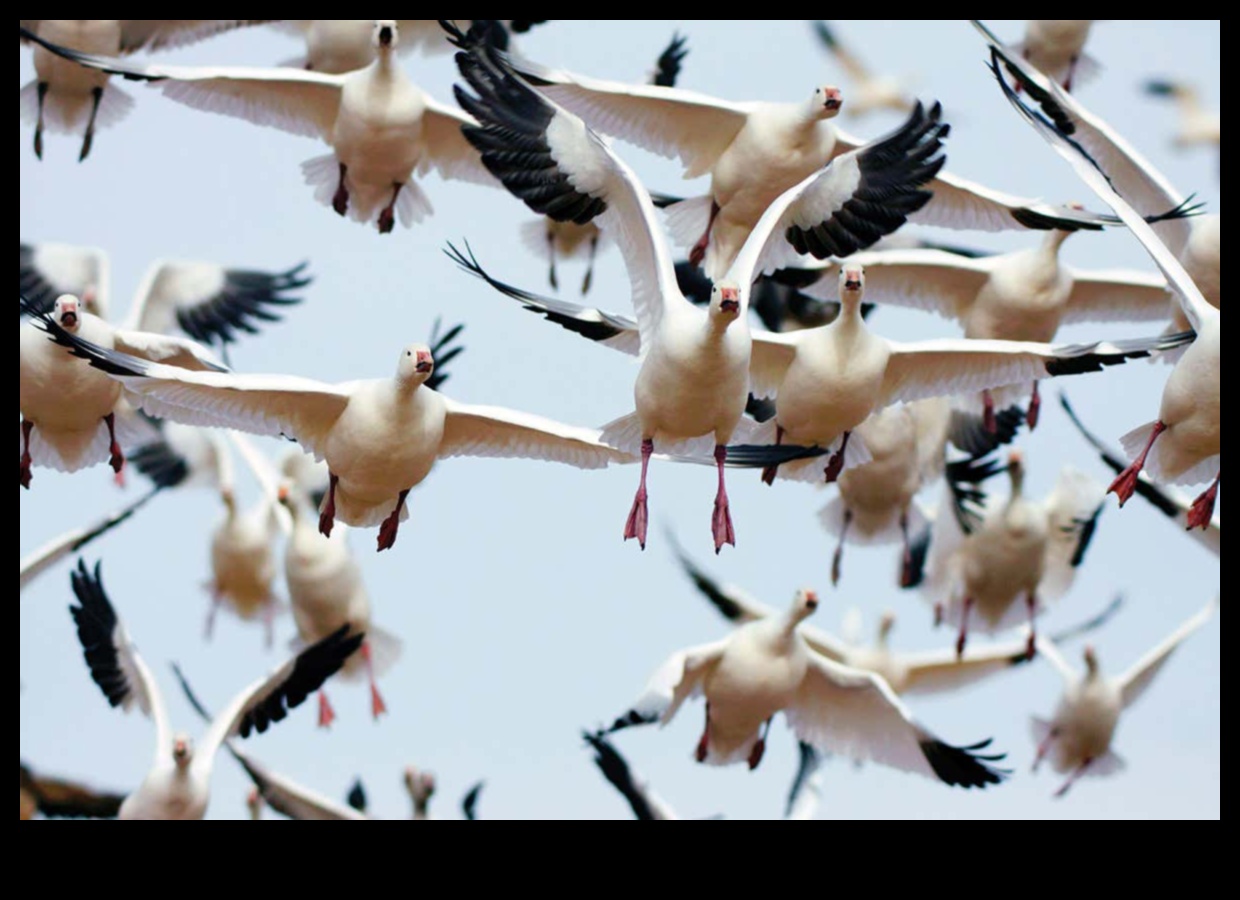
[170,661,214,723]
[346,779,368,813]
[461,781,484,820]
[920,737,1010,788]
[68,559,130,710]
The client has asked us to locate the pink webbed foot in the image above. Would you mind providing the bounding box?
[623,439,654,550]
[711,445,735,554]
[747,737,767,771]
[1107,421,1166,506]
[1186,473,1220,530]
[362,642,388,720]
[318,691,336,729]
[376,489,410,552]
[318,474,339,537]
[823,431,851,484]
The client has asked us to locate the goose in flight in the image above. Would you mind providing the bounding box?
[811,21,916,119]
[68,558,361,819]
[978,30,1220,530]
[22,21,496,233]
[1032,598,1215,797]
[19,20,270,160]
[1143,78,1221,168]
[1016,21,1099,92]
[19,761,126,820]
[609,587,1008,787]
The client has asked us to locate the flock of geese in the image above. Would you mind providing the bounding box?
[19,20,1218,819]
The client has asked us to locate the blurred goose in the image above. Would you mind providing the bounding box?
[22,21,495,233]
[502,37,1119,278]
[19,293,224,488]
[450,23,951,550]
[811,21,915,118]
[19,761,125,819]
[68,559,361,819]
[922,452,1104,659]
[1061,393,1219,554]
[980,33,1220,528]
[20,241,309,359]
[1144,78,1221,164]
[20,489,158,591]
[584,730,679,820]
[19,20,269,160]
[31,315,635,552]
[1032,598,1215,797]
[520,33,688,296]
[1016,21,1098,91]
[609,587,1008,787]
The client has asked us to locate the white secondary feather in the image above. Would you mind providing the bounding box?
[1117,599,1216,710]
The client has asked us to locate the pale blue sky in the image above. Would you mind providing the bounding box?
[20,20,1219,819]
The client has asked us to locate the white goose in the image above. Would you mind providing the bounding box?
[1031,598,1215,798]
[811,21,916,119]
[22,21,495,233]
[1060,393,1219,555]
[20,241,309,358]
[19,20,269,160]
[610,588,1008,788]
[1143,78,1221,164]
[789,233,1175,430]
[979,31,1221,528]
[503,38,1119,278]
[277,457,398,726]
[1016,21,1098,91]
[34,317,635,552]
[450,25,951,553]
[675,542,1119,699]
[19,293,224,487]
[922,452,1104,659]
[68,559,361,820]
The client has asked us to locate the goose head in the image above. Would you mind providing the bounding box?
[53,294,82,332]
[171,733,194,770]
[373,20,398,51]
[397,343,435,386]
[404,766,436,816]
[810,85,844,119]
[709,280,743,323]
[786,588,820,626]
[1006,449,1026,496]
[837,265,865,313]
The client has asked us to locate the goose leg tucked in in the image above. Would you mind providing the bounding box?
[332,163,349,216]
[319,473,339,537]
[377,488,410,552]
[1024,593,1038,661]
[1187,471,1220,529]
[694,702,711,763]
[33,82,48,159]
[19,419,33,489]
[761,426,785,486]
[688,201,721,269]
[712,444,735,553]
[79,86,104,162]
[103,412,124,475]
[832,509,853,586]
[1026,381,1041,430]
[824,431,851,483]
[1054,757,1091,798]
[898,512,913,587]
[748,717,774,771]
[983,389,997,435]
[623,439,654,550]
[956,596,974,659]
[377,182,402,234]
[1108,421,1166,505]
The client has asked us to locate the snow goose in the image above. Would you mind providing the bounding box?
[675,540,1120,699]
[1031,598,1215,797]
[22,21,495,233]
[19,762,125,820]
[19,20,270,160]
[811,21,916,119]
[1016,21,1098,92]
[1060,393,1219,555]
[20,241,309,360]
[745,265,1191,486]
[788,233,1176,430]
[448,24,950,550]
[978,34,1221,528]
[32,313,634,552]
[19,293,224,488]
[269,20,548,72]
[608,587,1008,787]
[1144,78,1221,164]
[520,33,688,296]
[973,22,1219,328]
[922,452,1105,659]
[68,559,361,820]
[501,41,1119,279]
[276,458,398,725]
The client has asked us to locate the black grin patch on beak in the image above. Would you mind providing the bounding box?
[721,299,740,313]
[824,98,841,110]
[380,28,393,46]
[416,360,432,373]
[60,312,78,327]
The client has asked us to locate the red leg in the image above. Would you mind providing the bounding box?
[1026,381,1041,430]
[761,426,785,486]
[19,418,33,489]
[1187,471,1220,530]
[581,234,599,295]
[898,512,914,588]
[362,640,388,720]
[623,439,654,549]
[982,390,997,435]
[824,431,851,483]
[318,473,339,537]
[831,509,852,586]
[33,82,48,159]
[1054,757,1092,798]
[332,163,349,216]
[103,412,124,476]
[956,597,973,659]
[1033,726,1059,772]
[377,488,411,552]
[1064,56,1078,92]
[78,86,104,162]
[1025,593,1038,661]
[318,690,336,729]
[694,703,711,763]
[1108,421,1166,506]
[377,182,402,234]
[933,602,944,628]
[688,201,720,269]
[711,444,736,554]
[747,717,773,771]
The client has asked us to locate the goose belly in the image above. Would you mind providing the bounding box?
[333,85,425,186]
[776,353,884,446]
[210,525,277,615]
[635,336,748,442]
[20,330,121,428]
[967,269,1070,343]
[33,21,117,92]
[962,524,1047,620]
[119,773,206,821]
[1051,688,1120,771]
[324,399,441,507]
